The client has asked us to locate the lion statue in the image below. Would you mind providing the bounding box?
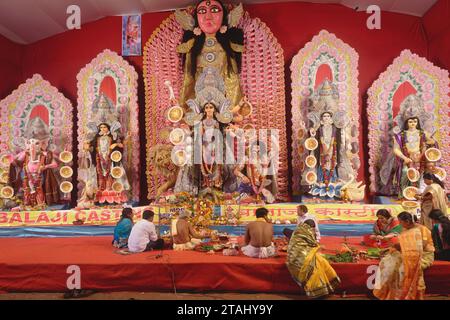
[149,144,179,199]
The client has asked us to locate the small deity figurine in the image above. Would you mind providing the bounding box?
[305,80,353,198]
[200,102,223,193]
[380,94,437,197]
[233,140,278,203]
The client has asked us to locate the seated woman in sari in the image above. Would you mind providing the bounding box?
[429,209,450,261]
[373,211,435,300]
[363,209,402,248]
[112,207,134,248]
[286,220,341,299]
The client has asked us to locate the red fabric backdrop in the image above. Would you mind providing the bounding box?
[0,35,23,100]
[1,1,448,202]
[423,0,450,71]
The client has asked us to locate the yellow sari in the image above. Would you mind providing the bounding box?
[373,224,435,300]
[286,223,340,298]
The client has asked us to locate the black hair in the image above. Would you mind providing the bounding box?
[423,172,445,189]
[397,211,417,224]
[403,116,422,131]
[376,209,392,219]
[297,205,308,213]
[429,209,450,246]
[182,0,244,77]
[255,207,269,218]
[304,219,316,228]
[120,207,133,221]
[143,210,155,220]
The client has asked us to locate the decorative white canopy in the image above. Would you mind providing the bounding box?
[0,0,437,44]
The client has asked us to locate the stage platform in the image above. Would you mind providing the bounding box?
[1,236,449,295]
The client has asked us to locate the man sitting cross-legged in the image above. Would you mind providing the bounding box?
[241,207,277,258]
[172,209,207,251]
[128,210,164,253]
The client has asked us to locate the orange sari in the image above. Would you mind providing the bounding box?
[373,224,434,300]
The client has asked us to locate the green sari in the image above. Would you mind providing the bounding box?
[286,223,341,298]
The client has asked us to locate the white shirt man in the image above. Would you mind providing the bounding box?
[297,206,321,242]
[128,211,160,253]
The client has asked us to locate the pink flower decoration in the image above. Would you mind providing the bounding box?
[338,83,347,91]
[301,67,309,76]
[423,92,433,101]
[418,75,426,84]
[119,87,128,94]
[400,65,409,73]
[13,108,22,117]
[54,109,62,118]
[424,103,435,112]
[338,73,347,82]
[425,82,434,91]
[391,73,400,82]
[302,88,311,96]
[301,78,310,86]
[119,96,129,104]
[53,119,63,127]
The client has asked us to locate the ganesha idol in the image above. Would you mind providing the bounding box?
[0,120,73,210]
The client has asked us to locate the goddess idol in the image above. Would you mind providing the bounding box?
[79,93,130,206]
[379,94,439,198]
[303,80,353,198]
[176,0,246,113]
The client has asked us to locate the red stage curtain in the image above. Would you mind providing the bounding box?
[423,0,450,71]
[0,35,23,100]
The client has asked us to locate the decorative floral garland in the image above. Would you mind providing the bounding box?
[143,11,287,200]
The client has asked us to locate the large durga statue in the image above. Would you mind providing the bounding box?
[144,0,286,204]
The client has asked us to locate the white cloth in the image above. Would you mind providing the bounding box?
[128,219,158,253]
[297,213,321,241]
[173,238,202,251]
[241,243,276,259]
[171,218,178,236]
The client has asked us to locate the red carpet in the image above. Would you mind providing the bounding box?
[0,236,449,294]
